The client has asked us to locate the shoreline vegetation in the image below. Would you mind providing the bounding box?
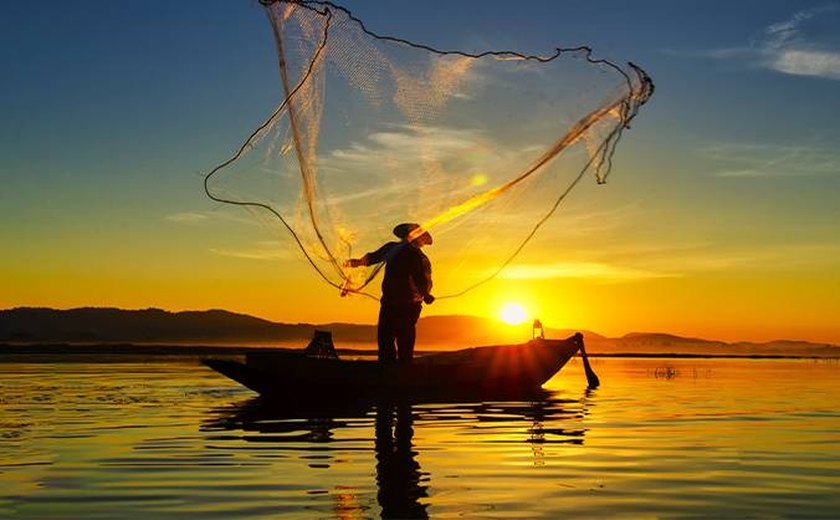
[2,307,838,360]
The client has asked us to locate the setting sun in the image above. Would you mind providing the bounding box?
[500,302,528,325]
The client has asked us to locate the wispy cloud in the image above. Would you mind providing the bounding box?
[545,202,644,237]
[679,6,840,81]
[469,237,840,284]
[164,209,263,227]
[164,212,209,224]
[496,261,677,282]
[318,124,582,217]
[635,249,758,274]
[327,124,483,166]
[698,142,840,178]
[210,241,293,261]
[603,241,840,276]
[767,49,840,79]
[758,5,840,79]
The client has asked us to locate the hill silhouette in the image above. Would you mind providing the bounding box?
[1,307,838,357]
[0,307,370,344]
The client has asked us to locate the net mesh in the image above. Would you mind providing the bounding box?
[205,0,654,300]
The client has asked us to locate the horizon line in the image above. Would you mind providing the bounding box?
[2,305,837,348]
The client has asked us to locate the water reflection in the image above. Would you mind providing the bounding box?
[5,360,839,518]
[204,397,366,446]
[375,401,428,519]
[203,391,589,518]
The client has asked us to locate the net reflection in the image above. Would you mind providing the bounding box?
[202,390,590,518]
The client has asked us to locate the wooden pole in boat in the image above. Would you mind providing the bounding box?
[574,333,600,389]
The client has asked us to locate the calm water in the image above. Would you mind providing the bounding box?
[1,356,839,518]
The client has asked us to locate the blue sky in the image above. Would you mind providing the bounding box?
[2,1,839,342]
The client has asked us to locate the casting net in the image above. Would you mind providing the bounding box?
[205,0,654,299]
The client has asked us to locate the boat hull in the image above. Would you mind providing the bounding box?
[204,334,583,399]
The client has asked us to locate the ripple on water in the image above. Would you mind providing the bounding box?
[1,358,839,518]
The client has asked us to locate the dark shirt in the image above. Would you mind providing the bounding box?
[365,242,432,306]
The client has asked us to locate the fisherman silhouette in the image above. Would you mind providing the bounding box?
[346,223,434,363]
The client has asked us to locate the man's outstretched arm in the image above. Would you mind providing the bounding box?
[345,242,394,267]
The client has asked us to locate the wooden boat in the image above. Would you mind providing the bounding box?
[204,333,592,399]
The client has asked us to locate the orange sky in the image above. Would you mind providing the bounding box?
[3,206,838,345]
[2,2,839,346]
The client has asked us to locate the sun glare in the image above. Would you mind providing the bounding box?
[500,302,528,326]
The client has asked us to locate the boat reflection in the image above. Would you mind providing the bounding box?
[203,397,369,448]
[203,390,590,518]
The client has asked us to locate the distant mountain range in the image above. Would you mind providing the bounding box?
[1,307,838,357]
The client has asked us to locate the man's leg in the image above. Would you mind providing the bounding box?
[377,305,398,363]
[396,304,422,363]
